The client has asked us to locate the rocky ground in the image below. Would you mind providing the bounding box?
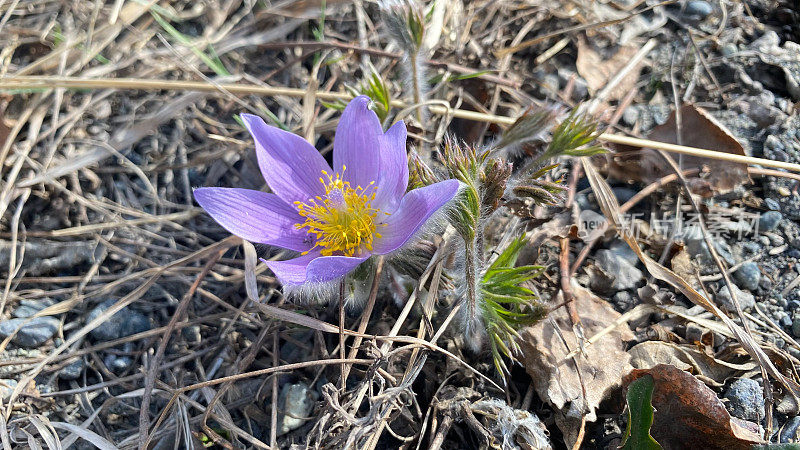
[0,0,799,448]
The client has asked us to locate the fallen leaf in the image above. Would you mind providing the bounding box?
[629,341,757,387]
[576,38,642,103]
[519,281,634,447]
[609,104,751,194]
[624,364,764,450]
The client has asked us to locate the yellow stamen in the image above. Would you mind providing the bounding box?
[295,168,384,257]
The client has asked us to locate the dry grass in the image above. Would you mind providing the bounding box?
[0,0,791,448]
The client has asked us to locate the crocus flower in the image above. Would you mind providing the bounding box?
[194,96,459,289]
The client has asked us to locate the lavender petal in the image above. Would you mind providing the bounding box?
[333,96,382,190]
[266,253,370,285]
[373,120,409,214]
[241,113,331,205]
[194,187,311,252]
[372,180,460,255]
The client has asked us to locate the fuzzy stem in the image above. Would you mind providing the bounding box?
[464,238,480,332]
[409,52,424,126]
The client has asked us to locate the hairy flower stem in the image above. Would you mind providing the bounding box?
[464,239,480,332]
[410,54,424,126]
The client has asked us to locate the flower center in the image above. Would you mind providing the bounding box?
[294,167,383,257]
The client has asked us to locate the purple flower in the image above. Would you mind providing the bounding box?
[194,96,459,287]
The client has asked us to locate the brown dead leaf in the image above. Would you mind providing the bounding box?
[609,105,751,194]
[669,247,698,286]
[629,341,757,387]
[519,281,634,447]
[576,38,642,102]
[624,364,764,449]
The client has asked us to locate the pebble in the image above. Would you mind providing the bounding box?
[733,262,760,291]
[780,416,800,443]
[780,313,793,329]
[278,382,319,435]
[87,299,151,341]
[612,291,636,311]
[788,300,800,311]
[778,187,792,197]
[715,284,755,311]
[684,0,713,19]
[593,249,644,292]
[759,211,783,232]
[0,317,60,348]
[59,359,85,381]
[608,240,639,266]
[765,198,781,211]
[793,317,800,338]
[724,378,765,423]
[622,107,640,127]
[104,354,133,373]
[721,43,737,57]
[12,298,56,319]
[0,379,17,400]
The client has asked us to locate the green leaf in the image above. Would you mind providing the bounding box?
[621,375,663,450]
[151,11,231,76]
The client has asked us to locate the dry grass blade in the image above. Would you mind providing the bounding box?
[2,76,798,172]
[582,159,800,405]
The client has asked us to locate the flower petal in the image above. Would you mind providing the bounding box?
[373,120,409,213]
[241,113,331,204]
[266,253,370,285]
[194,187,311,252]
[333,96,382,190]
[372,180,460,255]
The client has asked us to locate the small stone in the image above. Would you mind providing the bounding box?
[759,211,783,232]
[721,43,737,57]
[733,262,761,291]
[765,198,780,211]
[780,416,800,443]
[608,240,639,266]
[0,317,60,348]
[778,186,792,197]
[87,299,151,341]
[793,317,800,338]
[685,323,704,343]
[780,314,793,328]
[788,300,800,311]
[182,325,202,345]
[592,249,644,292]
[59,359,85,381]
[104,354,133,373]
[724,378,765,422]
[13,298,56,319]
[789,249,800,259]
[715,285,755,311]
[684,0,713,18]
[612,291,635,311]
[612,187,637,204]
[622,107,640,127]
[278,382,319,435]
[0,379,17,400]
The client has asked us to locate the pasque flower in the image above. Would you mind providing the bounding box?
[195,96,459,287]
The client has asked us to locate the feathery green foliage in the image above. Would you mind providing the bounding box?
[480,235,546,377]
[540,108,605,162]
